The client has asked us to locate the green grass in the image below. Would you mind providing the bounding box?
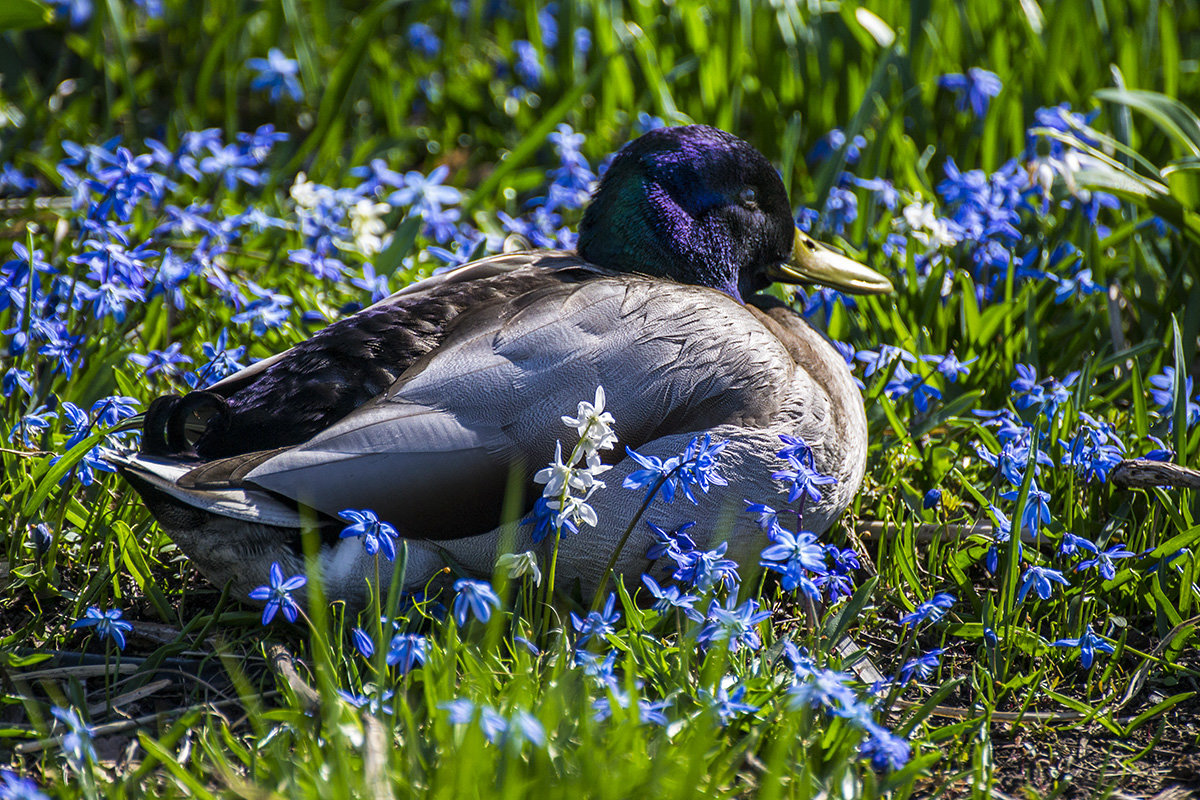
[4,0,1200,796]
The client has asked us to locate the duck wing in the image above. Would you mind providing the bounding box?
[202,251,563,399]
[185,275,794,540]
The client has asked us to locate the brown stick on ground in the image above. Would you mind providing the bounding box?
[1111,458,1200,490]
[266,642,321,711]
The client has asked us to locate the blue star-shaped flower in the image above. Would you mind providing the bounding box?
[248,562,307,625]
[71,607,133,650]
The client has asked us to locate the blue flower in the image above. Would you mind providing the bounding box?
[387,165,461,218]
[130,343,193,376]
[574,650,619,688]
[1148,367,1200,430]
[592,691,670,726]
[897,593,955,627]
[1054,268,1104,304]
[771,455,837,505]
[512,40,543,88]
[697,595,771,652]
[247,562,307,624]
[350,263,392,302]
[1059,533,1099,557]
[1076,544,1136,580]
[571,593,620,645]
[231,282,292,334]
[338,508,399,561]
[1052,624,1114,668]
[633,111,664,134]
[921,351,975,382]
[1016,565,1069,603]
[505,710,546,748]
[0,769,50,800]
[441,699,545,747]
[898,648,943,684]
[192,330,247,387]
[999,481,1052,534]
[982,505,1016,574]
[938,68,1002,118]
[247,49,303,103]
[775,433,814,464]
[386,633,429,674]
[1011,364,1078,422]
[71,607,133,650]
[1060,427,1124,483]
[623,434,729,504]
[523,496,557,544]
[289,248,347,281]
[856,345,916,378]
[923,488,942,509]
[50,706,95,768]
[884,365,943,412]
[808,129,867,165]
[28,523,53,556]
[60,402,91,448]
[698,683,758,724]
[406,23,441,58]
[670,541,740,592]
[351,627,375,658]
[859,724,911,771]
[90,395,139,427]
[452,579,501,626]
[237,124,289,159]
[849,175,899,209]
[640,574,702,620]
[0,163,37,196]
[826,544,861,574]
[49,0,92,27]
[677,434,729,500]
[10,405,56,447]
[786,668,857,712]
[2,368,33,398]
[644,520,697,560]
[338,688,395,715]
[759,528,827,594]
[822,186,858,236]
[814,572,855,602]
[744,501,784,534]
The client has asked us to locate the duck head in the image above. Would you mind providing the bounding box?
[578,124,893,301]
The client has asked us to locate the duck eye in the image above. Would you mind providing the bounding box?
[739,187,757,207]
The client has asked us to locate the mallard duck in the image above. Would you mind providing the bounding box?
[113,125,892,603]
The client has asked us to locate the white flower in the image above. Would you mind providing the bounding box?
[497,551,542,586]
[348,199,391,256]
[533,441,600,496]
[901,201,958,249]
[1028,149,1105,202]
[549,489,600,529]
[290,172,320,209]
[562,385,618,456]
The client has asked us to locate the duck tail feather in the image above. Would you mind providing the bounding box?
[178,447,293,489]
[111,450,305,528]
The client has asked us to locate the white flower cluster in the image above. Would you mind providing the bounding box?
[900,201,958,249]
[533,386,618,536]
[496,551,543,586]
[348,199,392,256]
[289,173,394,257]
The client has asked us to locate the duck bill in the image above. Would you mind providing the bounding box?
[767,228,894,295]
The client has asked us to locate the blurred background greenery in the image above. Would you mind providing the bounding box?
[3,0,1198,207]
